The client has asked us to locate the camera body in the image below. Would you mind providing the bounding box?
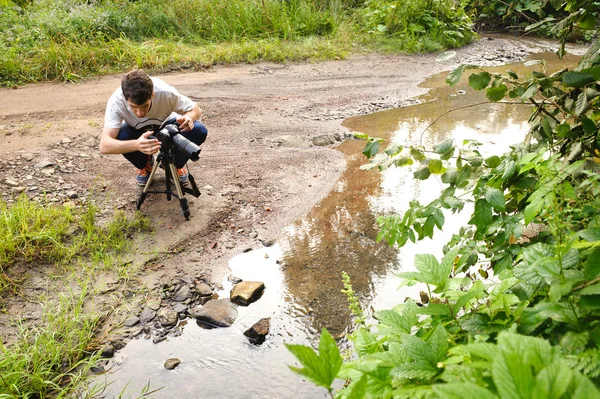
[150,124,201,161]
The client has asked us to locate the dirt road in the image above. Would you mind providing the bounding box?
[0,34,585,345]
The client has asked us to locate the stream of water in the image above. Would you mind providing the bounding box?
[94,52,579,399]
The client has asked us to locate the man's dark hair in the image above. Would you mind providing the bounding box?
[121,69,153,105]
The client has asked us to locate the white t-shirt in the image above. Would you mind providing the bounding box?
[104,77,196,131]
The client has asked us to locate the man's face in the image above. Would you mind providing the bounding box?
[127,94,153,118]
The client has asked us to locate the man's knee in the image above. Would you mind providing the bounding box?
[189,122,208,145]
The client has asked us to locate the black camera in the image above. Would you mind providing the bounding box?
[151,124,201,162]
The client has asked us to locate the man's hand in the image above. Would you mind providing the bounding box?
[137,131,161,154]
[176,114,194,132]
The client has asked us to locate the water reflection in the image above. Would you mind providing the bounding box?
[281,51,580,329]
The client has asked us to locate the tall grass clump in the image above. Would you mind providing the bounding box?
[354,0,475,52]
[0,289,100,399]
[0,194,151,293]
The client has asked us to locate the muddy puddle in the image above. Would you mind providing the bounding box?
[94,52,579,398]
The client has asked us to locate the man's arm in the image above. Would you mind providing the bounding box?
[99,127,161,155]
[176,103,202,132]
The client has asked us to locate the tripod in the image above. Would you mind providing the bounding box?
[136,148,201,220]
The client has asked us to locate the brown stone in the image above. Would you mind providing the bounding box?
[244,317,271,345]
[230,281,265,306]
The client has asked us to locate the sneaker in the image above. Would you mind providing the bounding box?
[177,168,189,186]
[136,157,154,186]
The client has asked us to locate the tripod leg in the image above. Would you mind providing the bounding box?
[136,158,161,210]
[168,162,185,199]
[167,162,190,220]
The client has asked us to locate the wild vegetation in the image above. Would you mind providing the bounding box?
[0,195,151,397]
[1,0,598,398]
[287,0,600,398]
[0,0,475,86]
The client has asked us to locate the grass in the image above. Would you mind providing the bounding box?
[0,288,100,399]
[0,194,151,294]
[0,195,153,398]
[0,0,475,86]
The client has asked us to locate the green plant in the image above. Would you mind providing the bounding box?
[0,195,151,293]
[0,289,100,398]
[288,1,600,397]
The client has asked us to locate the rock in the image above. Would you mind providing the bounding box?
[227,275,243,285]
[5,179,18,187]
[124,316,140,327]
[244,317,271,345]
[173,303,188,315]
[260,239,275,247]
[153,335,167,344]
[249,231,258,239]
[230,281,265,306]
[140,307,157,324]
[174,285,192,302]
[164,358,181,370]
[61,138,72,144]
[311,134,335,146]
[194,299,238,328]
[34,160,54,169]
[158,309,179,328]
[10,187,25,195]
[111,339,126,350]
[147,298,161,310]
[22,153,35,161]
[100,345,115,358]
[195,282,212,297]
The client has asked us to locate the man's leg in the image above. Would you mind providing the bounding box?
[174,121,208,169]
[117,123,153,169]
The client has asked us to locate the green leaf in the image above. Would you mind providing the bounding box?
[485,155,502,168]
[580,229,600,242]
[486,85,508,102]
[580,283,600,296]
[410,147,426,161]
[345,375,368,399]
[428,324,449,363]
[576,91,589,116]
[375,309,413,334]
[578,13,597,29]
[581,116,597,134]
[562,71,596,88]
[428,159,443,174]
[531,361,572,399]
[286,328,342,389]
[585,248,600,280]
[520,83,538,101]
[462,343,498,361]
[433,138,454,155]
[471,199,493,232]
[485,187,506,212]
[414,166,431,180]
[446,65,465,86]
[493,334,534,399]
[403,334,437,366]
[469,71,492,90]
[520,302,578,327]
[437,51,457,62]
[556,123,571,137]
[433,382,499,399]
[363,140,380,158]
